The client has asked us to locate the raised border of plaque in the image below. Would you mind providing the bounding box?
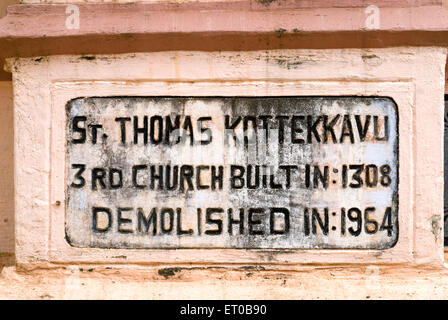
[49,78,412,265]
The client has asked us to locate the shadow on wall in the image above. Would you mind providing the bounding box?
[0,82,14,266]
[0,1,17,82]
[0,1,19,19]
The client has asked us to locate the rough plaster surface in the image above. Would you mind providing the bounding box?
[8,2,448,34]
[2,1,448,85]
[8,47,447,268]
[4,47,448,299]
[2,265,448,299]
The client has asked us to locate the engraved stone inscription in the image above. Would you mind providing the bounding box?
[65,97,398,249]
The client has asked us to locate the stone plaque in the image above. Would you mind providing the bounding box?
[65,97,398,249]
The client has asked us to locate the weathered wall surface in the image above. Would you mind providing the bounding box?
[2,265,448,299]
[8,47,446,267]
[1,0,447,301]
[0,82,14,266]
